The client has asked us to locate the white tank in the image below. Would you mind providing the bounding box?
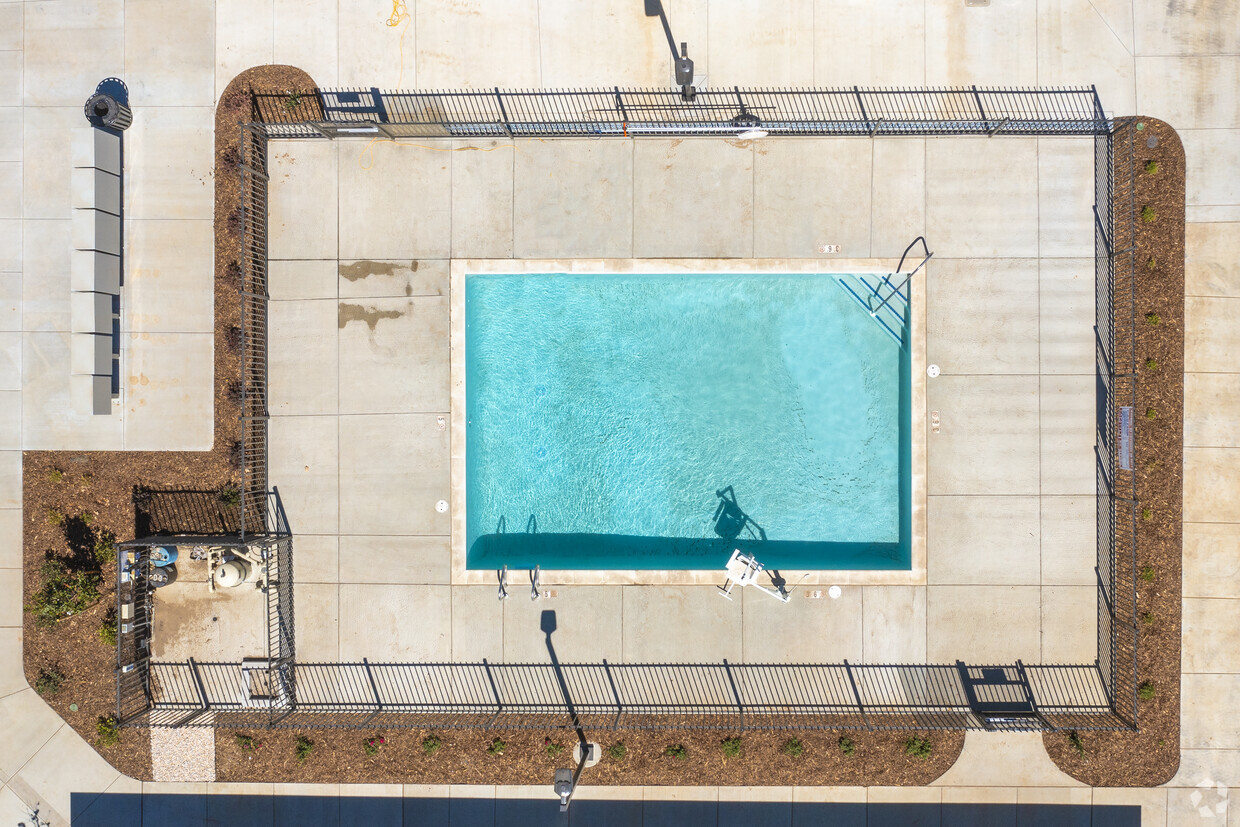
[214,558,252,589]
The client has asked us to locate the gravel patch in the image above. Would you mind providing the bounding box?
[151,726,216,782]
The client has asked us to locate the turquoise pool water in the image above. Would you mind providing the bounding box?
[465,272,910,571]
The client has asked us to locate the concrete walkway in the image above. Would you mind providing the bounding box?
[1,1,1238,824]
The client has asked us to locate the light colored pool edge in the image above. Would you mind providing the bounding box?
[450,258,928,588]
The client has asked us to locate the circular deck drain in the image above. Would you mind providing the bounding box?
[436,500,449,513]
[927,364,940,378]
[828,585,842,599]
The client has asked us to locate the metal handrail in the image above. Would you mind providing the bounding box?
[870,236,933,319]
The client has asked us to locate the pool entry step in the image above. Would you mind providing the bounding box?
[833,273,908,346]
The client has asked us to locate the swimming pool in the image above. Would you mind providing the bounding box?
[464,271,911,571]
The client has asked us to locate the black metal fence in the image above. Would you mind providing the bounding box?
[116,87,1143,734]
[252,86,1108,139]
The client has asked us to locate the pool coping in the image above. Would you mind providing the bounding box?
[450,258,927,588]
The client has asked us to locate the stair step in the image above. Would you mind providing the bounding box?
[832,273,908,346]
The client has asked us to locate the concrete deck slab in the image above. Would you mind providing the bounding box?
[124,219,214,334]
[741,583,863,662]
[270,259,338,301]
[338,143,450,260]
[1182,674,1240,749]
[215,0,274,100]
[1138,57,1240,130]
[513,140,634,259]
[1037,140,1095,259]
[274,0,339,89]
[291,534,338,584]
[1036,0,1136,117]
[269,414,340,535]
[1186,296,1240,373]
[1186,222,1240,299]
[22,332,123,450]
[1091,788,1167,826]
[927,496,1040,586]
[0,509,18,569]
[927,375,1040,496]
[338,296,449,414]
[337,536,450,585]
[12,724,119,824]
[0,332,17,391]
[0,109,20,164]
[706,0,813,87]
[1183,522,1240,599]
[338,413,450,536]
[1133,0,1240,56]
[0,163,19,219]
[536,0,665,86]
[21,0,123,108]
[294,582,339,661]
[502,586,624,663]
[151,565,269,661]
[0,690,64,779]
[21,219,71,331]
[337,0,409,89]
[925,0,1036,86]
[269,298,338,416]
[124,107,214,221]
[1169,748,1240,788]
[1183,130,1240,208]
[926,138,1039,258]
[450,586,504,661]
[634,139,754,259]
[870,138,926,258]
[622,586,742,662]
[338,259,447,300]
[123,0,215,107]
[927,585,1041,663]
[1183,598,1240,675]
[1038,258,1095,375]
[0,5,19,51]
[1183,447,1240,523]
[22,107,79,220]
[814,0,923,86]
[861,585,926,662]
[1039,585,1096,663]
[0,569,20,627]
[1040,375,1096,496]
[752,139,871,259]
[1039,496,1096,587]
[414,0,540,88]
[0,274,17,331]
[926,258,1039,374]
[339,584,451,660]
[0,451,17,509]
[450,142,514,259]
[123,332,213,451]
[1186,372,1240,447]
[269,140,338,260]
[0,392,17,450]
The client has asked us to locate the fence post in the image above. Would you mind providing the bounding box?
[482,659,503,728]
[843,660,872,731]
[602,659,623,731]
[362,658,383,726]
[722,659,744,732]
[852,86,871,134]
[494,88,513,137]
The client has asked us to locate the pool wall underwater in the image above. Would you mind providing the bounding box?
[449,260,927,588]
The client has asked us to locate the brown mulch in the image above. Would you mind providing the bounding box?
[20,65,315,781]
[216,727,963,787]
[1042,118,1184,786]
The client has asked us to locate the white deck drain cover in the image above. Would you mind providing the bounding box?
[927,364,940,377]
[828,585,842,599]
[435,499,448,513]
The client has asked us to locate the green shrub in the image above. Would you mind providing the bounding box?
[1141,205,1157,223]
[607,742,627,761]
[98,619,118,647]
[1141,507,1153,521]
[364,735,386,755]
[295,734,314,762]
[664,743,688,760]
[96,716,121,747]
[1145,160,1158,174]
[422,733,442,755]
[283,91,303,111]
[1140,565,1155,581]
[218,484,241,507]
[235,733,262,752]
[28,557,101,625]
[543,737,564,757]
[34,668,65,696]
[93,532,117,568]
[46,508,65,526]
[1138,681,1156,701]
[720,736,742,758]
[1141,612,1154,626]
[1067,730,1085,757]
[903,737,932,759]
[48,469,63,483]
[1144,408,1157,421]
[487,737,506,756]
[1144,357,1158,370]
[1144,311,1160,325]
[838,735,855,756]
[1146,256,1156,270]
[79,511,94,526]
[781,737,803,758]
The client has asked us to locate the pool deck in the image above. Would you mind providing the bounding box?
[1,0,1239,823]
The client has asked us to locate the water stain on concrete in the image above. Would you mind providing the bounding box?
[339,260,419,282]
[339,302,403,330]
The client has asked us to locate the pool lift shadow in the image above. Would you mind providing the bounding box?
[713,487,789,604]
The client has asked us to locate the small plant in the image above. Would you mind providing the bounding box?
[1067,730,1085,757]
[1138,681,1156,701]
[48,469,63,483]
[422,733,442,755]
[217,484,241,507]
[781,737,804,758]
[1146,256,1156,270]
[235,733,262,752]
[28,557,101,625]
[1145,160,1158,175]
[98,618,118,646]
[1140,205,1157,223]
[903,736,932,759]
[1140,612,1154,626]
[1141,508,1153,522]
[34,668,65,696]
[1144,311,1160,325]
[1145,407,1157,421]
[364,735,387,756]
[295,734,314,762]
[1144,357,1158,370]
[838,735,856,756]
[283,91,303,111]
[46,508,65,526]
[607,742,627,761]
[1140,565,1156,581]
[664,743,688,760]
[79,511,94,526]
[486,737,507,756]
[96,716,121,747]
[720,736,742,758]
[543,736,564,757]
[93,531,117,567]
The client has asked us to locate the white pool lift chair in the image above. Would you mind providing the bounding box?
[718,549,790,603]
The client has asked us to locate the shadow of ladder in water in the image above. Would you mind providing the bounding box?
[833,273,908,346]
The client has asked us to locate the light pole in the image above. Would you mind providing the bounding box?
[644,0,695,100]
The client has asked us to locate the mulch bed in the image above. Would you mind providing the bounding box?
[1042,118,1184,786]
[20,65,315,781]
[216,727,963,787]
